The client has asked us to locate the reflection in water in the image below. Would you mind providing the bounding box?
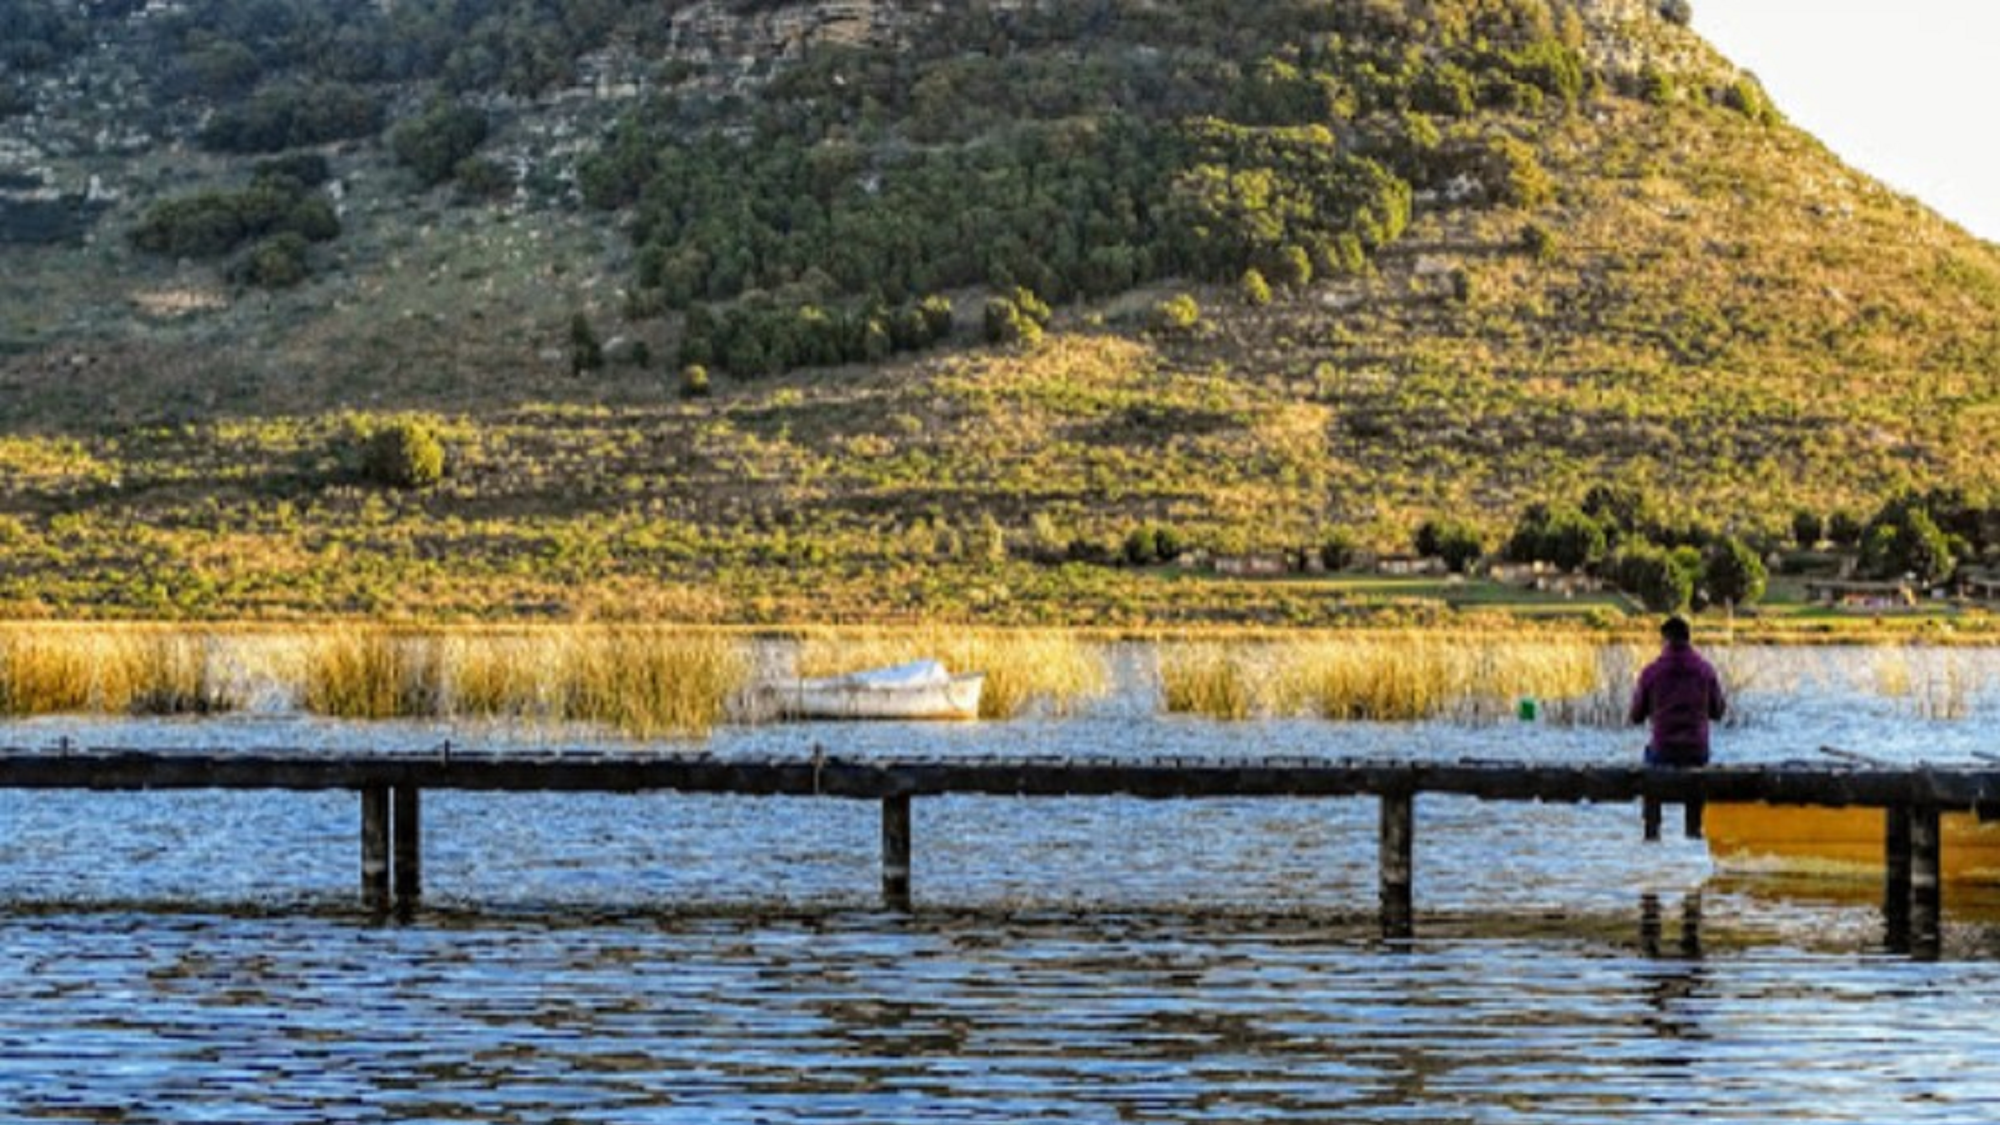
[0,642,1998,1123]
[7,906,2000,1123]
[1639,893,1709,1052]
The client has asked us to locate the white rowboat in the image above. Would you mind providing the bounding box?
[770,660,984,721]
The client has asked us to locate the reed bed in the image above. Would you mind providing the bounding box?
[307,626,753,737]
[1872,646,1981,721]
[1157,643,1257,720]
[125,632,241,715]
[793,627,1109,719]
[1157,634,1607,722]
[0,625,241,716]
[549,627,749,739]
[302,628,446,720]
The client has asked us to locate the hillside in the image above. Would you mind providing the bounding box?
[0,0,1996,624]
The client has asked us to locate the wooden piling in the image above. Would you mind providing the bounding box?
[882,793,912,912]
[1884,804,1913,945]
[1909,805,1942,953]
[1380,788,1414,938]
[1682,800,1704,840]
[1642,795,1662,841]
[360,786,390,911]
[392,786,421,911]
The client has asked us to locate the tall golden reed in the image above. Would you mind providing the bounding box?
[124,632,241,715]
[551,627,749,739]
[0,625,241,716]
[1157,643,1256,719]
[0,626,97,715]
[793,627,1109,719]
[1157,633,1605,722]
[302,627,445,720]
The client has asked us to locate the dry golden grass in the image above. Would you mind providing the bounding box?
[302,627,445,720]
[551,627,750,739]
[124,632,240,715]
[793,627,1109,719]
[0,626,100,715]
[1156,633,1606,722]
[0,625,242,716]
[1158,643,1257,719]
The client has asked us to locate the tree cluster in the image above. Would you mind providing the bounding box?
[388,99,491,187]
[197,81,384,154]
[150,0,654,100]
[678,295,955,379]
[129,159,339,280]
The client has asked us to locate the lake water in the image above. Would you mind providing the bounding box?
[4,645,1999,1122]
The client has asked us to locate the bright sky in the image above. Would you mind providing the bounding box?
[1694,0,2000,243]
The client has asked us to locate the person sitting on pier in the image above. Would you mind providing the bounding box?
[1628,615,1726,767]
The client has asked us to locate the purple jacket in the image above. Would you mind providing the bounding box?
[1628,642,1726,766]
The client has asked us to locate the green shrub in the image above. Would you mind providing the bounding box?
[359,420,446,490]
[1521,221,1559,262]
[389,100,491,187]
[198,81,383,153]
[130,176,339,260]
[1151,293,1201,334]
[1240,267,1273,306]
[235,233,311,289]
[983,290,1050,347]
[1720,77,1777,125]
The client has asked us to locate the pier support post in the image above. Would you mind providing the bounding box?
[1682,799,1704,840]
[360,786,390,912]
[1380,787,1415,939]
[882,794,912,913]
[393,786,422,914]
[1884,804,1912,948]
[1909,805,1942,957]
[1642,796,1662,842]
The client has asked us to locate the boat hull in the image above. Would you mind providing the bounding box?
[1706,802,2000,884]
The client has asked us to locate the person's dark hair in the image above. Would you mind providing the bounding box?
[1661,615,1692,645]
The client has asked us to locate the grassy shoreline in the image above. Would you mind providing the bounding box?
[0,621,1992,737]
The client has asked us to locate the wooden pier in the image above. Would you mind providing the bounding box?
[2,747,1994,946]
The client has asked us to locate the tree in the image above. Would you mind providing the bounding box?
[1704,536,1767,608]
[1827,509,1864,547]
[1415,518,1483,571]
[1320,528,1358,571]
[390,100,490,186]
[1612,542,1695,612]
[1790,510,1823,549]
[569,313,604,377]
[1506,503,1604,570]
[1859,499,1957,585]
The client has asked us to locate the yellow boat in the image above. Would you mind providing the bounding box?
[1706,802,2000,884]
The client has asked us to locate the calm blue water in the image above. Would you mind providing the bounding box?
[3,645,1998,1123]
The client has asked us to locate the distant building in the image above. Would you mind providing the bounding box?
[1214,554,1289,578]
[1803,579,1916,609]
[1374,554,1445,577]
